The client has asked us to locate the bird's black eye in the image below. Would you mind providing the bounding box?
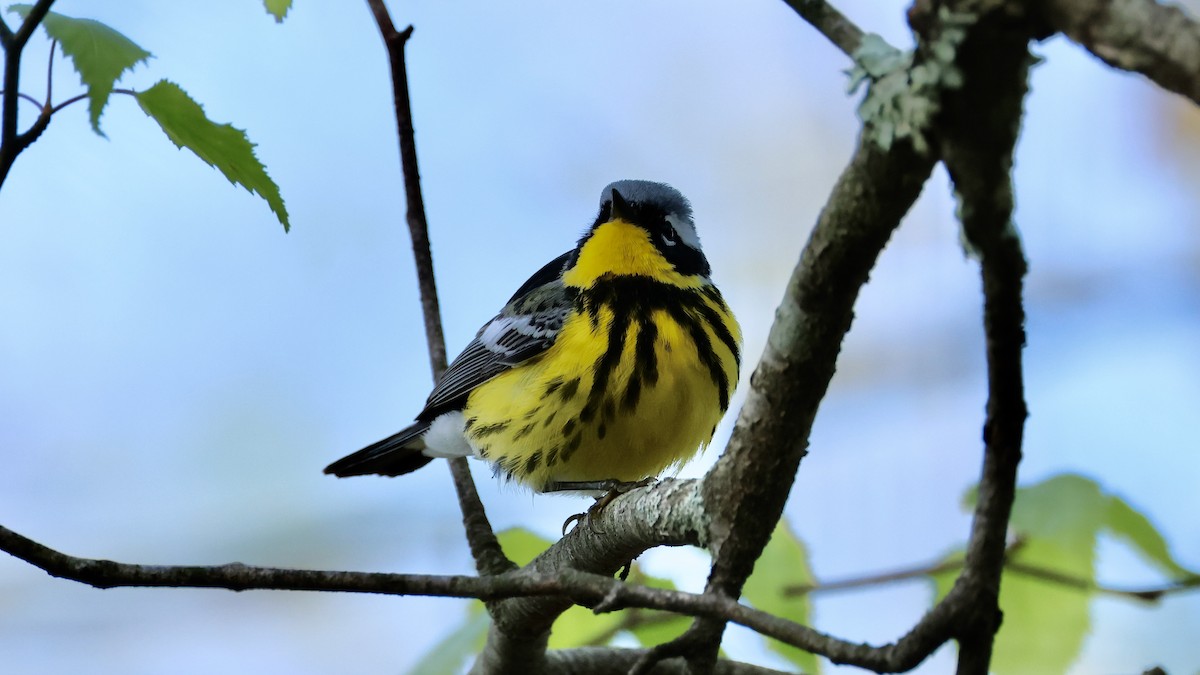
[660,225,679,247]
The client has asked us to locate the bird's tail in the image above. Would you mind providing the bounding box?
[324,421,434,477]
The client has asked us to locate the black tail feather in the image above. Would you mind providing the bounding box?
[324,421,434,477]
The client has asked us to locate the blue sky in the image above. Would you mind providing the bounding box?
[1,2,1197,673]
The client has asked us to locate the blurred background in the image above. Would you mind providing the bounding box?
[1,1,1197,673]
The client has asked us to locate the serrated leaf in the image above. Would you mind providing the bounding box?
[9,5,151,134]
[405,609,490,675]
[743,521,819,673]
[263,0,292,23]
[135,80,288,230]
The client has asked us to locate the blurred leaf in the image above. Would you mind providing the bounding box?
[496,527,552,566]
[930,549,963,602]
[1104,492,1195,580]
[9,4,151,134]
[263,0,292,23]
[992,538,1092,675]
[405,609,490,675]
[548,604,627,649]
[135,80,289,229]
[624,566,690,648]
[495,527,628,647]
[945,473,1198,674]
[743,521,819,673]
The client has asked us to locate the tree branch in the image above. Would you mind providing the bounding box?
[1005,562,1200,602]
[930,2,1035,671]
[547,647,793,675]
[0,505,949,672]
[1038,0,1200,105]
[0,0,56,187]
[781,0,867,56]
[677,85,937,675]
[361,0,511,580]
[784,537,1200,604]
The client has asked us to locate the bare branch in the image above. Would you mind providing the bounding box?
[1005,563,1200,602]
[1039,0,1200,105]
[547,647,793,675]
[931,2,1036,670]
[781,0,867,56]
[0,506,949,672]
[360,0,511,580]
[785,538,1200,604]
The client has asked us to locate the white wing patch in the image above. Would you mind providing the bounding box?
[479,314,559,357]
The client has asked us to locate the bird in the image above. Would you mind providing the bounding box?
[325,180,741,505]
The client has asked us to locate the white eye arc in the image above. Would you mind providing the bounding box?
[660,227,679,247]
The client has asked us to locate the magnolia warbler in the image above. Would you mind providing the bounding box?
[325,180,741,497]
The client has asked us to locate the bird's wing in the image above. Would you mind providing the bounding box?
[418,251,574,420]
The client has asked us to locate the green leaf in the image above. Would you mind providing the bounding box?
[9,5,151,134]
[742,521,819,673]
[1104,491,1195,580]
[548,604,627,649]
[263,0,292,23]
[405,609,490,675]
[135,80,289,230]
[496,527,552,567]
[622,567,690,648]
[948,473,1199,675]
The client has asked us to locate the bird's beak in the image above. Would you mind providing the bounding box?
[609,188,631,222]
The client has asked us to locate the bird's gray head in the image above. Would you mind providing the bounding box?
[591,179,710,278]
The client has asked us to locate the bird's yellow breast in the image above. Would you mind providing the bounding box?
[462,301,737,490]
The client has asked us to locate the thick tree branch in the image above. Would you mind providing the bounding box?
[676,97,937,675]
[361,0,511,580]
[781,0,867,56]
[1038,0,1200,105]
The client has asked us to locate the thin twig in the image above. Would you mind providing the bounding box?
[784,538,1199,604]
[0,0,58,187]
[45,38,55,105]
[360,0,510,578]
[1005,563,1200,603]
[780,0,867,56]
[0,91,44,109]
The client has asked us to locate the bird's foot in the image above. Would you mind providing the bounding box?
[553,478,657,535]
